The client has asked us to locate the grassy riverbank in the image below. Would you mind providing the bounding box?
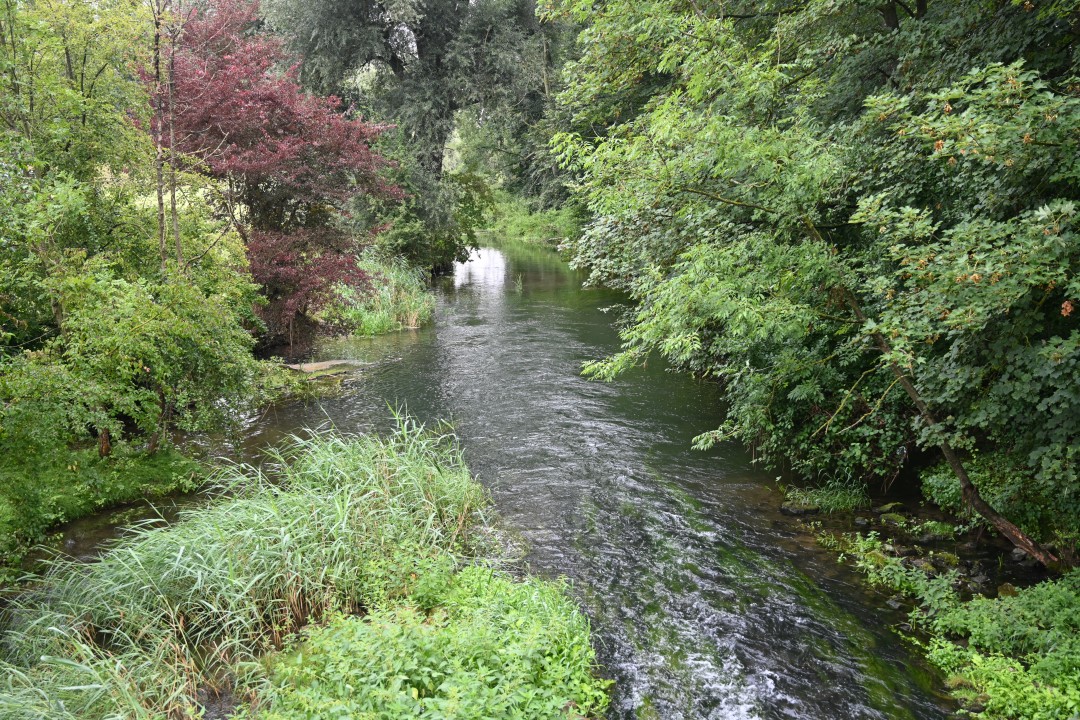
[0,419,610,719]
[321,250,436,336]
[0,446,203,577]
[484,191,582,251]
[801,514,1080,719]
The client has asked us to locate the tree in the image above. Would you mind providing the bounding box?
[261,0,557,271]
[548,0,1079,565]
[159,0,400,338]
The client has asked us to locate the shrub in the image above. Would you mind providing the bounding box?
[922,452,1080,551]
[321,250,436,335]
[927,571,1080,720]
[257,566,610,720]
[823,531,1080,720]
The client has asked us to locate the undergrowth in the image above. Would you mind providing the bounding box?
[0,418,609,719]
[484,191,582,250]
[258,566,610,720]
[823,531,1080,719]
[0,446,202,576]
[783,477,871,513]
[322,250,435,336]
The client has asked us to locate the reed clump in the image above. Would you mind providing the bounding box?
[321,250,436,336]
[0,418,490,718]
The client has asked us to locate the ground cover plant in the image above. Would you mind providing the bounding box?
[0,418,609,719]
[823,530,1080,720]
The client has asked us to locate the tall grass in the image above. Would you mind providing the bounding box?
[783,477,871,513]
[0,418,488,718]
[323,250,436,335]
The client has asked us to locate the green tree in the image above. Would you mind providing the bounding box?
[547,0,1079,565]
[263,0,558,270]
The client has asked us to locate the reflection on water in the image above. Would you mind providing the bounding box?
[48,242,950,720]
[454,248,508,289]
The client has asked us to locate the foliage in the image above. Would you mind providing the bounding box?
[928,571,1080,720]
[0,445,201,572]
[827,530,1080,720]
[546,0,1079,561]
[262,0,562,271]
[923,452,1080,549]
[321,249,436,335]
[484,189,582,249]
[0,0,148,181]
[160,0,399,335]
[783,478,870,513]
[256,566,610,719]
[0,251,260,444]
[0,0,297,569]
[0,420,490,716]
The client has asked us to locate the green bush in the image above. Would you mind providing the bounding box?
[823,531,1080,719]
[922,452,1080,550]
[926,571,1080,720]
[258,566,610,720]
[322,250,436,335]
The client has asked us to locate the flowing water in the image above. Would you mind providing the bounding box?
[51,241,952,719]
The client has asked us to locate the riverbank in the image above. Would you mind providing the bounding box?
[0,419,610,718]
[0,250,437,579]
[483,191,582,253]
[783,497,1080,719]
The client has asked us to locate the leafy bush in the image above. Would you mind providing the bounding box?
[258,566,610,720]
[321,249,436,335]
[824,530,1080,719]
[927,571,1080,720]
[0,445,202,571]
[922,452,1080,551]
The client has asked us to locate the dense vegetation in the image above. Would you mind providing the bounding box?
[823,529,1080,720]
[526,2,1079,716]
[543,0,1078,568]
[0,0,443,563]
[0,422,609,718]
[4,0,1078,716]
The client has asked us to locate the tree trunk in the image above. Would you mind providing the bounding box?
[169,81,181,266]
[844,290,1060,568]
[148,387,171,456]
[153,7,167,271]
[98,427,111,458]
[879,2,901,30]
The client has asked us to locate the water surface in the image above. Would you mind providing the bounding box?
[257,243,950,720]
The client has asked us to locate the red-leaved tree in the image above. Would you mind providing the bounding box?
[150,0,400,339]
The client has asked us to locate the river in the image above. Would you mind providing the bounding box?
[51,241,952,719]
